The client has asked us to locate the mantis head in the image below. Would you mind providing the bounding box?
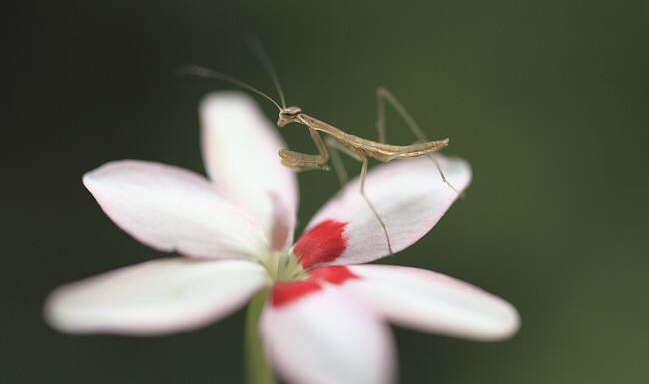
[277,106,302,127]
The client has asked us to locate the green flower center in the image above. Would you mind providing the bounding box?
[259,250,307,282]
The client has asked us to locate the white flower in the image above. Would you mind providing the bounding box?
[45,92,519,384]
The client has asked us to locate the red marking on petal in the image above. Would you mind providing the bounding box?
[293,220,347,268]
[271,280,321,307]
[309,266,360,285]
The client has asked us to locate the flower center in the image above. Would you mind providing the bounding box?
[259,250,307,282]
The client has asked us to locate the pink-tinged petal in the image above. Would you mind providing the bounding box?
[45,258,268,335]
[303,155,471,266]
[83,160,268,259]
[345,265,520,341]
[261,288,396,384]
[200,92,298,250]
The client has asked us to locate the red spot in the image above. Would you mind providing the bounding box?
[309,266,359,285]
[271,280,321,307]
[270,266,360,308]
[293,220,347,268]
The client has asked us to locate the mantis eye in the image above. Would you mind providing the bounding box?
[282,106,302,116]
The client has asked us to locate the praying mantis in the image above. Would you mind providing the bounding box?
[181,57,459,255]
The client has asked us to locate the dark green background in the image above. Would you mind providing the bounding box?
[4,1,648,383]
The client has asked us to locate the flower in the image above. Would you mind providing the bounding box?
[45,92,520,384]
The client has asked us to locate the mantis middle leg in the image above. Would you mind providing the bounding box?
[324,136,364,187]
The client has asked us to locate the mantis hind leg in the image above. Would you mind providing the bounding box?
[321,136,393,253]
[359,153,394,255]
[375,87,460,194]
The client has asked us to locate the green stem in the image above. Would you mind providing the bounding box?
[245,288,277,384]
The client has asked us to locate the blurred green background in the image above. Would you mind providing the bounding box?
[3,1,648,383]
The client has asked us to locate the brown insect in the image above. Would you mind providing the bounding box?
[181,57,458,255]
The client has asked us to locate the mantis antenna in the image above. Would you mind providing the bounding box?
[177,64,283,111]
[247,38,288,109]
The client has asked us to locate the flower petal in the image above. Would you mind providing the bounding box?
[45,258,268,335]
[261,287,395,384]
[344,265,520,341]
[83,160,267,259]
[300,155,471,266]
[201,92,298,249]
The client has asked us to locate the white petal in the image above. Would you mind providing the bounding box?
[303,155,471,266]
[45,258,268,335]
[261,288,395,384]
[83,160,267,259]
[345,265,520,341]
[201,92,298,249]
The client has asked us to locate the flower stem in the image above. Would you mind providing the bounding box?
[245,288,277,384]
